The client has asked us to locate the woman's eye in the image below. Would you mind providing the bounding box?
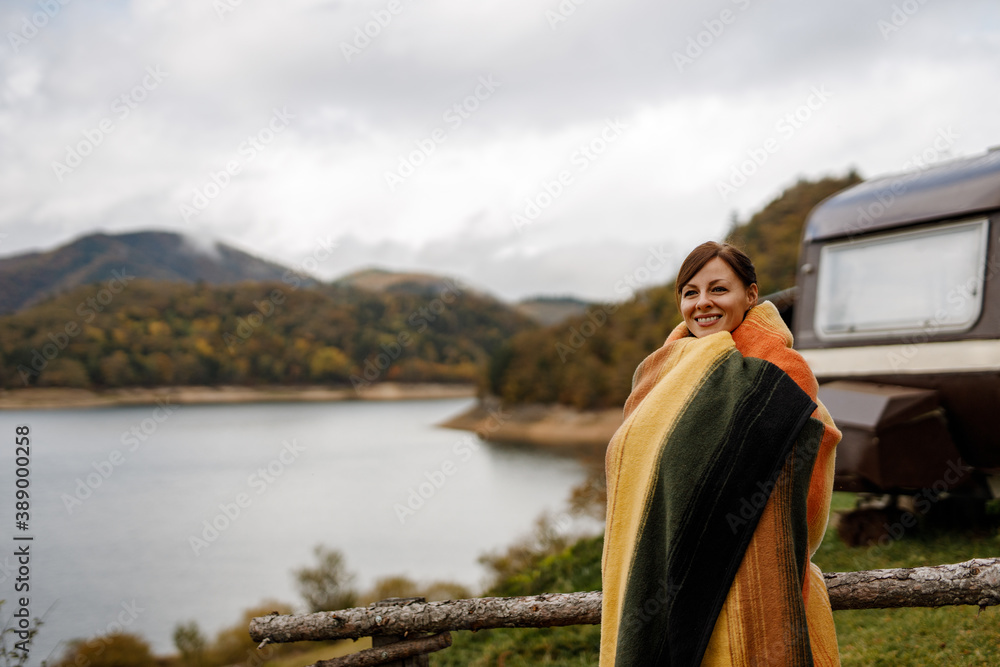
[684,290,696,298]
[712,286,727,293]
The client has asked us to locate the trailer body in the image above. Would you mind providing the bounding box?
[790,149,1000,496]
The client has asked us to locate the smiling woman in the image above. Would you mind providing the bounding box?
[677,243,759,337]
[600,241,842,665]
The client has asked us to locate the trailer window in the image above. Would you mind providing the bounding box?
[815,218,988,339]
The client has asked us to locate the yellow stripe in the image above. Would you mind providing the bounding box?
[600,332,735,665]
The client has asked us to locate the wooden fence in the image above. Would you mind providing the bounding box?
[248,558,1000,666]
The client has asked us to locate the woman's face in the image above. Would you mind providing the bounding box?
[680,257,758,338]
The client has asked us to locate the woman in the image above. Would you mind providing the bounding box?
[600,242,840,666]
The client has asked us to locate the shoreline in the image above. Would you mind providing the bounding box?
[0,382,477,410]
[3,384,618,454]
[439,398,621,457]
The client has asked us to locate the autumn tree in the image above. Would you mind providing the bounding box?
[294,545,358,613]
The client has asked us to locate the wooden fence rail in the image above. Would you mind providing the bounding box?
[251,558,1000,647]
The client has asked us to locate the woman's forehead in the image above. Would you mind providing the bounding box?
[687,257,737,284]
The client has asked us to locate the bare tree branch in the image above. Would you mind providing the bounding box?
[309,632,451,667]
[823,558,1000,610]
[251,592,600,643]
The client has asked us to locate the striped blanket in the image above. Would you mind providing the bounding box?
[600,301,841,666]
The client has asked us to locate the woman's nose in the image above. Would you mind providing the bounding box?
[696,294,712,309]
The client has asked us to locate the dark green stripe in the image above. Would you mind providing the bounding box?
[614,350,821,666]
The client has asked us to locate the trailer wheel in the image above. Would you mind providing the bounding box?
[835,506,905,547]
[922,494,991,531]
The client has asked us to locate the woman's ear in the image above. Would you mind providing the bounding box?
[747,283,759,307]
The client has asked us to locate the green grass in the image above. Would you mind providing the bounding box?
[813,495,1000,666]
[829,490,859,513]
[430,495,1000,666]
[432,535,603,666]
[833,607,1000,666]
[435,625,601,667]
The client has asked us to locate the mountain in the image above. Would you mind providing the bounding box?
[515,296,591,326]
[0,230,306,314]
[332,268,462,297]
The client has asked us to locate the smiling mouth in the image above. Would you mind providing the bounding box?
[694,314,722,325]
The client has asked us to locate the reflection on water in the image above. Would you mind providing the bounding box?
[0,398,595,662]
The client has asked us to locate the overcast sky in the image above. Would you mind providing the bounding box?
[1,0,997,302]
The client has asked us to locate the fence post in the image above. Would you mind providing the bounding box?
[370,597,433,666]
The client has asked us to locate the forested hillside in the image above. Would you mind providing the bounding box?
[727,170,862,296]
[484,172,863,410]
[0,231,304,315]
[1,279,534,390]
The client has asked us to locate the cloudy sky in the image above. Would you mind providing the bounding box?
[1,0,997,302]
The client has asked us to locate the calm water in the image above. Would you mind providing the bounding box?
[0,398,597,664]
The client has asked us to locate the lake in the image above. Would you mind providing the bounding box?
[0,397,599,664]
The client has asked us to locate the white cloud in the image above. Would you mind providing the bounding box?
[1,0,998,300]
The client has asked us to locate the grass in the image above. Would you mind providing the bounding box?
[833,607,1000,666]
[429,493,1000,666]
[814,492,1000,666]
[434,625,601,667]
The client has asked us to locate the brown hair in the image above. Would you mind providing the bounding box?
[675,241,757,306]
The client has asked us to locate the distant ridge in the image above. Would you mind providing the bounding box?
[515,296,591,326]
[0,230,304,314]
[332,267,462,297]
